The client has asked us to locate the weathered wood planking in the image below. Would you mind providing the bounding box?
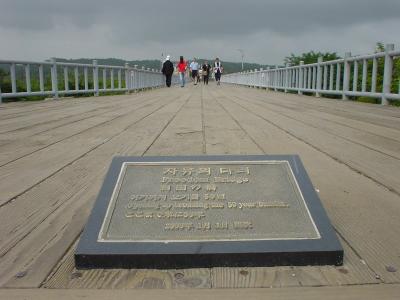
[0,95,164,166]
[213,87,400,283]
[0,84,399,292]
[2,284,400,299]
[0,91,191,287]
[222,88,400,195]
[0,93,174,206]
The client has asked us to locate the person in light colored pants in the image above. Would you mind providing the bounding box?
[179,72,185,87]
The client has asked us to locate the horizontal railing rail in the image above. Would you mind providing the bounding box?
[222,44,400,105]
[0,59,178,103]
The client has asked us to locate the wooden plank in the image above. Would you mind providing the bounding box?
[207,89,378,287]
[223,88,400,195]
[0,92,151,122]
[0,97,111,132]
[0,93,172,206]
[202,86,263,155]
[0,95,163,166]
[237,87,400,122]
[1,284,400,299]
[230,88,400,159]
[214,87,400,283]
[0,93,158,145]
[43,88,211,289]
[211,236,378,288]
[2,85,400,291]
[145,87,204,155]
[0,91,191,287]
[44,242,210,289]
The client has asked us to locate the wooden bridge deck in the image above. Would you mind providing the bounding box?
[0,84,400,299]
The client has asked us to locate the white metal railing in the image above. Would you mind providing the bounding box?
[0,58,179,103]
[222,44,400,105]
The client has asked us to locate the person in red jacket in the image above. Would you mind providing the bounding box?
[177,56,187,87]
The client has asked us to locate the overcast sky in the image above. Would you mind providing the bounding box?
[1,0,399,64]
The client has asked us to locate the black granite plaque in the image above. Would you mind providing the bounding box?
[75,155,343,269]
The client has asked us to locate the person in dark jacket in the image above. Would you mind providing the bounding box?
[162,55,174,87]
[202,61,211,85]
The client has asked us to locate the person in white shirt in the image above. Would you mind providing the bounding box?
[189,58,200,85]
[214,58,223,85]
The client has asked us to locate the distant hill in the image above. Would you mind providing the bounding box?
[52,58,273,74]
[0,57,275,81]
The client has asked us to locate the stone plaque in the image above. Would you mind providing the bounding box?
[75,155,343,269]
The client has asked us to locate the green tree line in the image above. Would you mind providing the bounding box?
[284,43,400,104]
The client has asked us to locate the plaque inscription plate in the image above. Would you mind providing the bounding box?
[75,155,343,269]
[99,161,320,242]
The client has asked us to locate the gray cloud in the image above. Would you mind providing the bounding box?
[0,0,399,64]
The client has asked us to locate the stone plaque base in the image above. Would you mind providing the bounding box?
[75,155,343,269]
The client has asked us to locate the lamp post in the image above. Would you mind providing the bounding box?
[237,49,244,70]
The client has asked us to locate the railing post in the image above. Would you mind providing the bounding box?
[102,68,106,90]
[284,64,289,93]
[316,56,323,97]
[342,52,351,100]
[353,60,358,92]
[118,68,122,89]
[134,65,138,91]
[51,58,59,99]
[141,66,145,89]
[84,66,89,91]
[110,69,114,90]
[25,64,31,94]
[371,57,377,93]
[274,65,278,91]
[336,63,341,91]
[39,64,45,93]
[125,63,130,94]
[362,59,367,92]
[382,44,394,105]
[64,66,69,92]
[147,68,151,88]
[74,67,79,91]
[329,64,334,90]
[10,63,17,94]
[130,70,134,90]
[93,60,99,96]
[298,61,304,95]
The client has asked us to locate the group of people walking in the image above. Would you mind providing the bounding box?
[162,56,223,88]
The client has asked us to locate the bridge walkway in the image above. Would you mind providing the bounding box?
[0,84,399,298]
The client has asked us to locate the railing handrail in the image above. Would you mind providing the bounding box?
[0,59,163,72]
[0,58,178,102]
[222,43,400,105]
